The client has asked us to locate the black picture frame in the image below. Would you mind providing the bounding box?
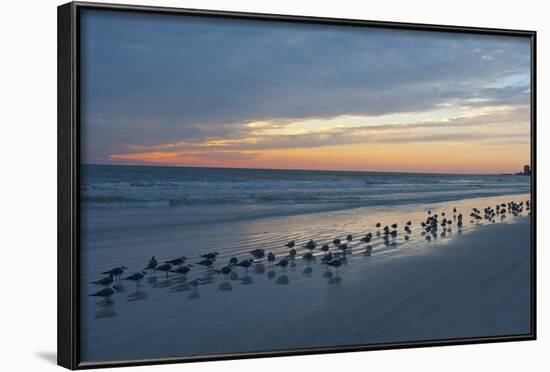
[58,1,537,369]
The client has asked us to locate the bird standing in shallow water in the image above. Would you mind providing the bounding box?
[165,256,187,267]
[304,240,317,250]
[200,252,219,260]
[237,259,253,271]
[91,274,113,286]
[156,263,172,277]
[285,241,295,248]
[171,265,192,276]
[197,259,214,268]
[144,257,157,271]
[267,252,276,265]
[124,272,146,287]
[102,266,128,281]
[250,249,265,261]
[90,286,117,304]
[276,259,289,271]
[328,259,342,272]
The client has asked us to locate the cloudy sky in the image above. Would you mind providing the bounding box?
[80,9,531,174]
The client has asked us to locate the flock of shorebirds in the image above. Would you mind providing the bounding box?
[90,199,530,304]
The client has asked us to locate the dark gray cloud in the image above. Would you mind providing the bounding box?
[80,9,531,162]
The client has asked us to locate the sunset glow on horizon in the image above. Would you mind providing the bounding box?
[80,10,531,174]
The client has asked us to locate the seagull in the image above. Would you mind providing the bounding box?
[276,259,289,271]
[171,265,192,276]
[250,249,265,261]
[90,286,117,304]
[165,256,187,267]
[144,256,157,271]
[328,259,342,271]
[304,240,317,250]
[237,259,253,271]
[303,252,314,260]
[321,252,333,263]
[124,272,146,287]
[101,266,127,280]
[200,252,219,260]
[197,259,214,268]
[219,265,232,277]
[156,263,172,277]
[91,274,114,286]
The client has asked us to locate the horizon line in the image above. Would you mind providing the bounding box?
[81,162,529,177]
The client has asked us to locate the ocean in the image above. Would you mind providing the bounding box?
[81,164,530,227]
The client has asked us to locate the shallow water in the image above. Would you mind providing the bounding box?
[80,190,530,362]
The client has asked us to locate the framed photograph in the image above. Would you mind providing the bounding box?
[58,1,536,369]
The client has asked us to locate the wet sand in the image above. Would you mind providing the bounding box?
[80,193,531,362]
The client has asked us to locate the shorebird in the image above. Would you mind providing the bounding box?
[171,265,192,276]
[333,238,341,246]
[90,286,117,304]
[346,234,353,242]
[102,266,127,280]
[91,274,114,286]
[406,221,412,226]
[288,248,297,258]
[250,249,265,261]
[327,259,342,271]
[124,272,146,287]
[267,252,276,265]
[229,257,239,265]
[197,259,214,268]
[303,252,314,260]
[166,256,187,267]
[237,259,253,271]
[144,256,157,271]
[156,263,172,277]
[361,232,373,243]
[321,252,333,263]
[321,244,330,252]
[276,259,289,271]
[219,265,232,277]
[200,252,219,260]
[375,222,381,228]
[304,239,317,250]
[391,223,398,229]
[285,241,295,248]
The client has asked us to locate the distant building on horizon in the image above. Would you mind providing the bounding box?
[514,165,531,176]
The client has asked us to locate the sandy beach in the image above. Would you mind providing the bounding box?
[80,192,531,362]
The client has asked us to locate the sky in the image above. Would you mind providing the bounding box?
[80,9,532,174]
